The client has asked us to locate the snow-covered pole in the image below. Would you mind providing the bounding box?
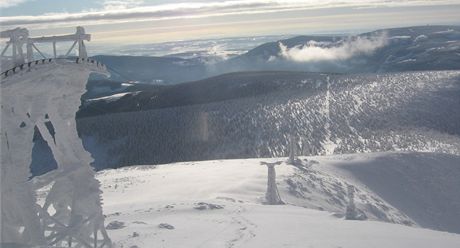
[345,185,357,220]
[288,134,297,164]
[263,162,284,205]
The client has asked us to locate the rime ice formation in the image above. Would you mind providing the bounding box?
[1,58,111,247]
[345,185,366,220]
[288,134,297,164]
[262,161,284,205]
[1,26,90,71]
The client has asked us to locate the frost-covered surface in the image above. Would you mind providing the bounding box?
[1,59,111,246]
[78,70,460,168]
[75,152,460,247]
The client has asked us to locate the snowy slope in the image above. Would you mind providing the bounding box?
[81,152,460,247]
[77,70,460,168]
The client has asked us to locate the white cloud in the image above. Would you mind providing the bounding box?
[279,33,388,62]
[0,0,458,27]
[0,0,30,8]
[0,1,271,27]
[102,0,144,10]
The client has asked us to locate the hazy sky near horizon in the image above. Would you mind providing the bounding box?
[1,0,460,44]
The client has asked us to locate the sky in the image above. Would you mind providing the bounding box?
[1,0,460,45]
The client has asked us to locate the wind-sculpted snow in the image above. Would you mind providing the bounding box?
[328,152,460,234]
[77,70,460,169]
[65,152,460,247]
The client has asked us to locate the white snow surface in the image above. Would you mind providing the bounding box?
[88,91,141,103]
[78,152,460,248]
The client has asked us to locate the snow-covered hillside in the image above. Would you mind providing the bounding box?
[77,152,460,247]
[225,25,460,74]
[77,70,460,169]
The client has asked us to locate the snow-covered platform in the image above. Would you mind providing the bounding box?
[72,152,460,248]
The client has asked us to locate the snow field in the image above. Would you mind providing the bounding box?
[89,152,460,247]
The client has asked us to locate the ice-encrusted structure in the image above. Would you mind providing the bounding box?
[1,59,111,247]
[1,26,90,71]
[345,185,358,220]
[262,162,284,205]
[288,134,297,164]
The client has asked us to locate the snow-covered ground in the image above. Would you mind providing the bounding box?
[87,91,141,103]
[87,152,460,247]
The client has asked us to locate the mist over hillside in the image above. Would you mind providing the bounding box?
[90,25,460,89]
[220,25,460,74]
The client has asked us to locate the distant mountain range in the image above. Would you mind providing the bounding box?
[224,25,460,73]
[90,25,460,85]
[84,25,460,106]
[33,26,460,175]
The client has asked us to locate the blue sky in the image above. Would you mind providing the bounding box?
[1,0,460,44]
